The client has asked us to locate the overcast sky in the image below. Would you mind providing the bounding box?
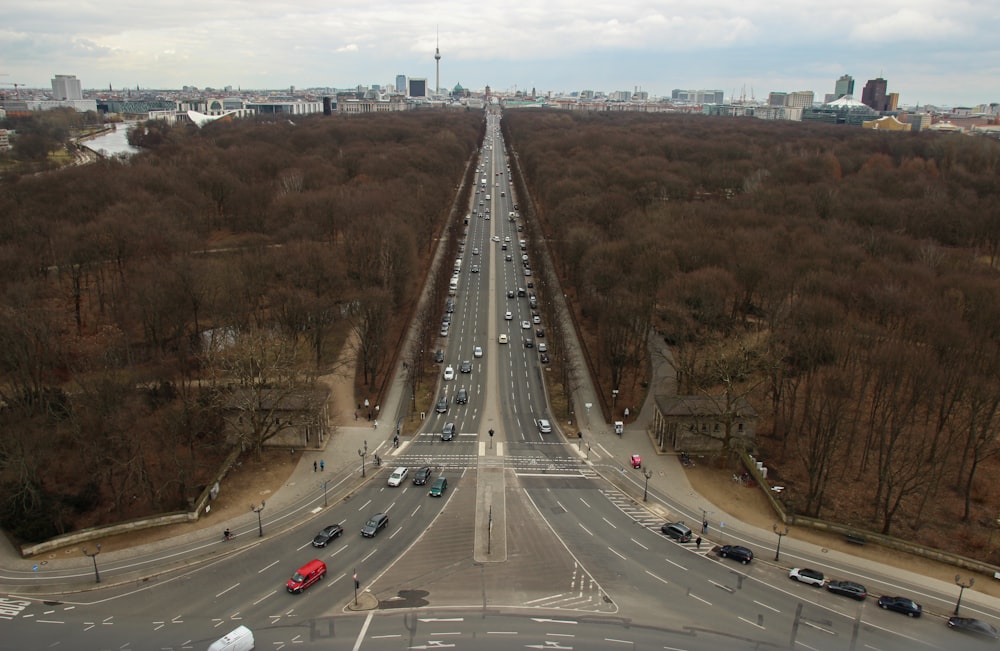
[4,0,998,107]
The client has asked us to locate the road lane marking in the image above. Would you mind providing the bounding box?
[215,583,240,598]
[259,560,280,573]
[577,522,594,536]
[644,570,669,585]
[690,592,712,605]
[631,538,648,550]
[253,590,277,606]
[607,547,627,560]
[357,499,372,512]
[754,600,780,613]
[579,497,591,508]
[663,557,688,571]
[602,517,617,528]
[738,616,765,629]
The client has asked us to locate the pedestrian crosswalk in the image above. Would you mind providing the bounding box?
[599,488,713,556]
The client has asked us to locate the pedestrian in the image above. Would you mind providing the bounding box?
[394,434,399,448]
[702,520,709,534]
[354,410,358,421]
[375,404,380,414]
[695,536,702,550]
[320,460,325,471]
[313,461,317,472]
[364,398,370,409]
[373,419,378,430]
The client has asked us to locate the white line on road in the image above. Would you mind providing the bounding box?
[361,549,378,563]
[795,641,820,651]
[607,546,627,560]
[801,620,835,635]
[410,504,422,517]
[253,590,276,606]
[577,522,594,536]
[663,557,688,571]
[644,570,669,585]
[602,517,617,528]
[579,497,590,508]
[631,538,649,550]
[357,499,372,512]
[215,583,240,599]
[689,593,712,606]
[754,600,780,613]
[352,611,374,651]
[738,616,765,630]
[259,560,280,573]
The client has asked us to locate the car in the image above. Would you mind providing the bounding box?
[505,311,513,320]
[439,324,449,336]
[287,559,327,593]
[536,418,552,434]
[503,246,509,253]
[718,545,754,564]
[877,596,922,617]
[521,320,531,329]
[507,289,515,298]
[443,365,455,380]
[498,334,508,344]
[435,396,448,414]
[412,467,432,485]
[524,337,534,348]
[535,328,544,337]
[504,236,511,242]
[433,349,444,363]
[471,265,480,273]
[524,269,532,276]
[460,360,472,373]
[361,513,389,537]
[492,235,500,242]
[789,568,825,587]
[826,580,868,600]
[445,299,455,313]
[537,342,548,353]
[473,346,483,358]
[532,315,541,324]
[441,422,456,441]
[387,467,408,486]
[442,314,451,326]
[311,524,344,547]
[661,522,693,542]
[473,248,479,255]
[517,287,526,296]
[539,352,550,363]
[947,617,999,639]
[455,388,468,404]
[429,476,448,497]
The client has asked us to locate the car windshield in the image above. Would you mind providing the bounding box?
[291,572,305,582]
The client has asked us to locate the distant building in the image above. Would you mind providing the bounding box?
[51,74,83,100]
[408,78,427,98]
[245,100,323,115]
[802,95,878,125]
[861,77,889,111]
[395,75,407,93]
[906,113,932,131]
[650,395,758,454]
[0,128,10,151]
[862,115,912,131]
[834,74,854,99]
[768,92,787,107]
[673,89,725,104]
[787,91,814,108]
[887,92,899,111]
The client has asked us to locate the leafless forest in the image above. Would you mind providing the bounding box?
[0,110,483,542]
[503,110,1000,560]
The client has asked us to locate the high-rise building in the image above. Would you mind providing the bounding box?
[768,92,788,107]
[395,75,407,93]
[834,74,854,99]
[887,92,899,111]
[861,77,889,112]
[51,74,82,100]
[787,91,815,108]
[408,78,427,98]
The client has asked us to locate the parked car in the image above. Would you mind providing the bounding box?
[826,580,868,600]
[361,513,389,537]
[435,396,448,413]
[441,422,456,441]
[539,352,550,364]
[661,522,693,543]
[455,388,468,404]
[718,545,754,564]
[387,467,408,487]
[535,328,544,337]
[535,418,552,434]
[311,525,343,548]
[433,349,444,363]
[789,568,825,587]
[412,467,432,485]
[443,365,455,380]
[429,476,448,497]
[537,342,547,353]
[877,596,922,617]
[947,617,999,639]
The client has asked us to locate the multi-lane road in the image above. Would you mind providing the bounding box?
[2,111,997,650]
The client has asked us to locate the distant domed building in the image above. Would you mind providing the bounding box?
[452,82,470,98]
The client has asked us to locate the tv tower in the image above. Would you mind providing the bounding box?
[434,27,441,96]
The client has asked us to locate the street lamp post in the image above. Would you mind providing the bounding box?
[954,574,975,615]
[358,440,368,477]
[250,501,266,537]
[611,389,619,416]
[321,480,329,508]
[773,524,789,561]
[643,469,653,502]
[82,543,102,583]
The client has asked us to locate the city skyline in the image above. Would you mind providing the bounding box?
[4,0,999,107]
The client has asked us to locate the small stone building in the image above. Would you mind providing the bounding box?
[650,395,757,454]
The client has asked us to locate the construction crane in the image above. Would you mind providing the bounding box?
[1,81,27,99]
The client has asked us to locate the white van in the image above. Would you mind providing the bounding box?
[485,194,491,201]
[208,625,254,651]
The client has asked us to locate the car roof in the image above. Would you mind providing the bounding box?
[392,467,406,474]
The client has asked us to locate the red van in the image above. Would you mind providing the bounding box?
[286,559,326,594]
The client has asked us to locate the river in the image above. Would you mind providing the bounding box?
[84,123,140,157]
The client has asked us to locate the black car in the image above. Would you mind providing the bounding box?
[412,467,432,485]
[535,328,544,338]
[435,396,448,414]
[524,338,534,348]
[826,580,867,600]
[361,513,388,537]
[877,596,922,617]
[441,422,456,441]
[433,349,445,363]
[717,545,754,564]
[312,524,343,547]
[455,388,468,404]
[460,360,472,373]
[507,289,515,298]
[539,352,550,364]
[947,617,999,639]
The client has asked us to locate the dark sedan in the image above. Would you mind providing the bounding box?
[717,545,754,564]
[412,467,432,485]
[311,524,343,547]
[826,580,868,600]
[361,513,389,537]
[947,617,999,639]
[877,596,922,617]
